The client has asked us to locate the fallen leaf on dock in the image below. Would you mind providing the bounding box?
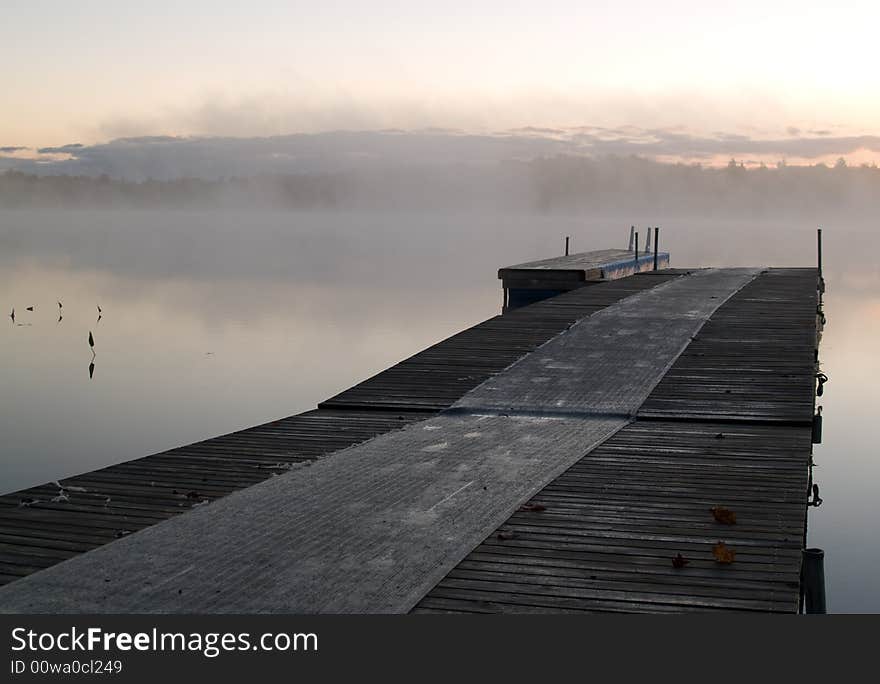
[519,503,546,512]
[711,506,737,524]
[497,531,516,540]
[672,554,689,569]
[712,542,736,564]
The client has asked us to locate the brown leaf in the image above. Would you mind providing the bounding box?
[672,553,689,569]
[711,506,737,525]
[497,531,516,541]
[519,503,546,513]
[712,542,736,564]
[709,506,736,525]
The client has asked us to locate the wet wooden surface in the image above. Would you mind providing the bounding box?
[639,269,818,423]
[414,268,818,613]
[0,409,427,586]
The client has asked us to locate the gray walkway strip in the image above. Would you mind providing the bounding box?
[456,268,759,416]
[0,269,757,614]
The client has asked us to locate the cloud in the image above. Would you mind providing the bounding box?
[0,146,28,154]
[571,130,880,160]
[4,127,880,180]
[36,143,85,154]
[5,131,571,180]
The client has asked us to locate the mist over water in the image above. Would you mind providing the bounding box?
[1,199,876,612]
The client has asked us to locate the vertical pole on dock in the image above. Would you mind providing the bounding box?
[628,226,635,251]
[634,232,639,263]
[801,548,827,614]
[817,228,823,276]
[644,227,651,254]
[565,236,570,256]
[653,226,659,270]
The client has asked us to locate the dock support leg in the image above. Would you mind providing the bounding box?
[653,227,659,270]
[801,548,827,614]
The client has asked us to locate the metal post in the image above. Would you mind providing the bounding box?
[653,226,659,270]
[628,226,634,251]
[634,232,639,262]
[817,228,823,277]
[801,548,827,614]
[644,228,651,254]
[565,236,570,256]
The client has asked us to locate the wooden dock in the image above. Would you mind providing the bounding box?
[415,270,818,613]
[0,264,820,613]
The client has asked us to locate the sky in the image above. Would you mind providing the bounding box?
[3,1,880,164]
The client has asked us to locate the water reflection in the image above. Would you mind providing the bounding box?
[804,285,880,613]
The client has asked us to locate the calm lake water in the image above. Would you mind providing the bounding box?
[1,209,877,612]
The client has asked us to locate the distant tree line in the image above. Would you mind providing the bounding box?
[526,156,880,216]
[2,156,879,217]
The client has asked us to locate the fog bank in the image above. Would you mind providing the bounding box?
[3,155,880,219]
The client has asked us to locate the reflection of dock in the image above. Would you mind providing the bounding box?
[0,261,821,613]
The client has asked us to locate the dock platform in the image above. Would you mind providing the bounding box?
[0,265,819,613]
[499,248,670,310]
